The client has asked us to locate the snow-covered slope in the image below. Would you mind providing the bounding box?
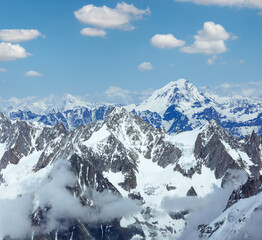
[197,176,262,240]
[0,108,261,239]
[127,79,262,136]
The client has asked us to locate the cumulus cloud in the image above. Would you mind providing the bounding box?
[138,62,153,71]
[175,0,262,10]
[207,55,217,65]
[0,68,7,72]
[74,2,150,30]
[24,70,43,77]
[81,28,107,37]
[0,29,43,43]
[181,21,230,55]
[0,42,29,61]
[151,34,185,49]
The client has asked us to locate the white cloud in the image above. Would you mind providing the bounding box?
[105,86,131,100]
[258,11,262,15]
[74,2,150,30]
[0,42,29,62]
[207,55,217,65]
[181,21,230,55]
[138,62,153,71]
[202,81,262,98]
[151,34,185,49]
[24,70,43,77]
[0,29,42,43]
[83,86,154,105]
[81,28,107,37]
[175,0,262,10]
[0,68,7,72]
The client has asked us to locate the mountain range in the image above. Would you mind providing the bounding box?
[0,79,262,239]
[1,79,262,137]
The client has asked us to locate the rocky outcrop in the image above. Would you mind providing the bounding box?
[187,186,197,196]
[225,176,262,210]
[194,120,244,179]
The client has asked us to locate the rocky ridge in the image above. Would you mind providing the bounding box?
[0,106,262,239]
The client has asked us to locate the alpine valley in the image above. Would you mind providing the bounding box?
[0,79,262,240]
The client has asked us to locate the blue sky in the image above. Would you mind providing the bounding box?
[0,0,261,100]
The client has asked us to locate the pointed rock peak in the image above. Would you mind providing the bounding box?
[246,130,261,147]
[106,106,128,117]
[250,130,259,140]
[202,119,222,131]
[105,106,153,133]
[0,112,11,124]
[199,119,233,142]
[105,106,131,124]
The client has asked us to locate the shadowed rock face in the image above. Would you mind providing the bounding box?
[244,131,262,165]
[193,120,260,179]
[194,132,241,179]
[69,153,119,196]
[225,176,262,210]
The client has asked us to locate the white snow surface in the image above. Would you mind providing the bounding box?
[207,191,262,240]
[0,151,51,199]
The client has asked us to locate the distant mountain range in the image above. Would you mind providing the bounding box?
[1,79,262,137]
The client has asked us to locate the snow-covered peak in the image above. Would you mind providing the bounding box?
[134,79,207,115]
